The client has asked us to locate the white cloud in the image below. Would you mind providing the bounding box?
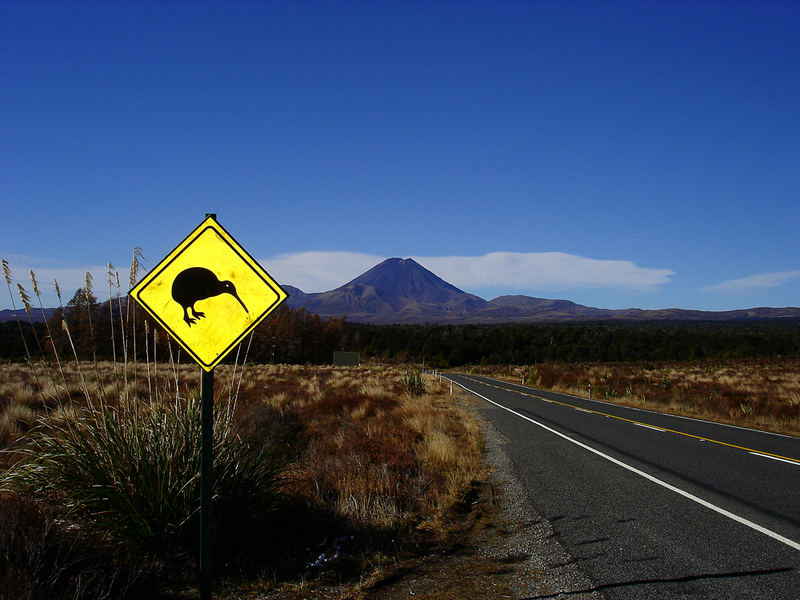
[258,250,674,293]
[259,251,386,292]
[701,269,800,293]
[1,257,118,308]
[413,252,674,291]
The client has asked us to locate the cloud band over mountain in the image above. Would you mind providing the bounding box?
[260,251,674,294]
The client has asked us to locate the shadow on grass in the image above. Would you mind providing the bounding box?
[154,497,417,599]
[0,489,406,600]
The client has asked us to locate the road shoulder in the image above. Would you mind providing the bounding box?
[468,393,604,599]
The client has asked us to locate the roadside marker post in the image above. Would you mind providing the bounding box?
[130,214,287,600]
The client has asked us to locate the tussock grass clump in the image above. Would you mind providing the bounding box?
[0,403,37,437]
[0,395,284,563]
[0,380,39,408]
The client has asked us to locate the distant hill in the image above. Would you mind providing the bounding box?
[4,258,799,324]
[0,307,58,323]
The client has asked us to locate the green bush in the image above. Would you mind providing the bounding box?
[401,371,427,397]
[0,396,284,562]
[524,367,540,386]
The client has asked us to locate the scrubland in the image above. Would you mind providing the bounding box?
[0,360,484,599]
[476,358,800,435]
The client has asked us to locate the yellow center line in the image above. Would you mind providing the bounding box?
[464,376,800,466]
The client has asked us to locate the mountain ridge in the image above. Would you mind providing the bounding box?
[280,257,800,324]
[3,258,799,324]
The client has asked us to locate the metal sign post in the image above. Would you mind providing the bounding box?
[200,368,214,600]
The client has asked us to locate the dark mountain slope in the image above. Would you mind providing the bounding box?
[297,258,487,323]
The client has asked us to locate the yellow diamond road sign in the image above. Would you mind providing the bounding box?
[130,216,287,371]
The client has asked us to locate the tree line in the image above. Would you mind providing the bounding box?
[353,319,800,366]
[2,290,799,366]
[0,291,355,365]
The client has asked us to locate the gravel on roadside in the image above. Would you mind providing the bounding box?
[466,391,605,600]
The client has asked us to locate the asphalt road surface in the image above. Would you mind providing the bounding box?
[445,373,800,599]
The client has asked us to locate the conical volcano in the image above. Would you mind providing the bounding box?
[349,258,465,304]
[297,257,487,322]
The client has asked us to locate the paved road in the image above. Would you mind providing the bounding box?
[445,373,800,599]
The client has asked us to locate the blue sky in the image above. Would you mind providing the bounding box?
[2,1,798,312]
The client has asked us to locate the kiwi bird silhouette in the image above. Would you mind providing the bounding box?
[171,267,248,326]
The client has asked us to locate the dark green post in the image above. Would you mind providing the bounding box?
[200,211,216,600]
[200,368,214,600]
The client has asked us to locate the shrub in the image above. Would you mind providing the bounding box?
[401,371,427,397]
[523,367,540,386]
[0,396,285,564]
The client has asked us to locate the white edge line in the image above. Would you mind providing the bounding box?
[749,452,800,466]
[448,376,800,553]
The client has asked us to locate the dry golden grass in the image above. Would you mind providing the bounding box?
[0,357,486,597]
[232,365,484,530]
[479,358,800,435]
[1,358,485,539]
